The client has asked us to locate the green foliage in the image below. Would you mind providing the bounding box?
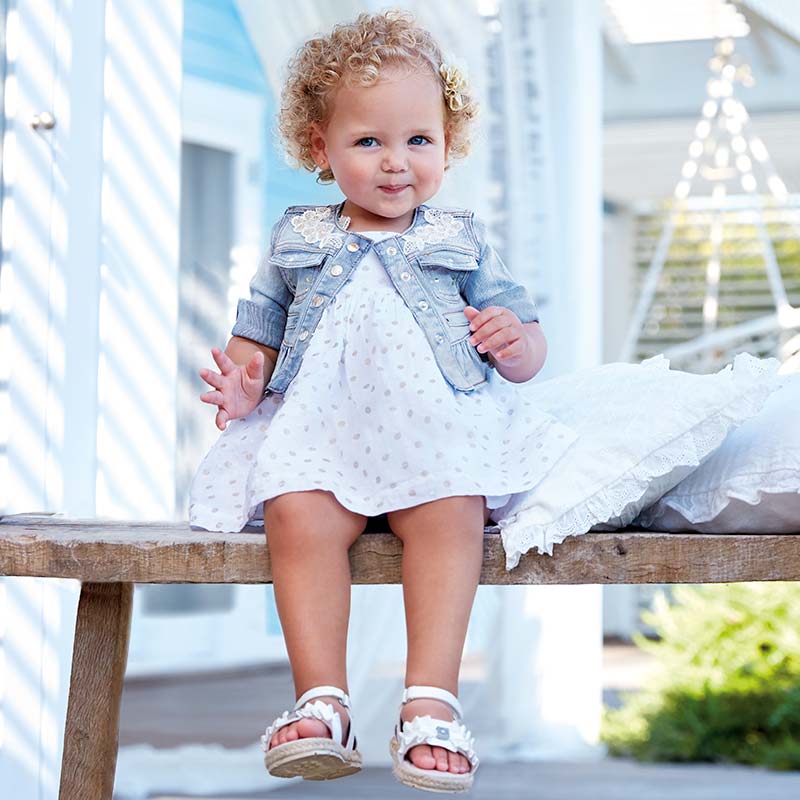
[600,582,800,770]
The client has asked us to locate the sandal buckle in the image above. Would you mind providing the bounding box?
[436,726,450,740]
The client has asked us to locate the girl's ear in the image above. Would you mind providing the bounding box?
[308,122,329,169]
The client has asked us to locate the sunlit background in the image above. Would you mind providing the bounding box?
[0,1,798,798]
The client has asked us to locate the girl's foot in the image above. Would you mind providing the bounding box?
[400,698,471,774]
[267,695,351,750]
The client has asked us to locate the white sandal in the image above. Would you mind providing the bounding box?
[261,684,362,780]
[389,685,480,793]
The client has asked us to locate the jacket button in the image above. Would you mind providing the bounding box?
[299,330,309,341]
[400,272,411,281]
[331,264,343,276]
[312,296,324,306]
[346,242,359,252]
[386,246,397,256]
[435,334,444,344]
[418,300,428,310]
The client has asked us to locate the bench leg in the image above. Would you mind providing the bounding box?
[59,582,133,800]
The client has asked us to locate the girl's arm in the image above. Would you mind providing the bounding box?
[225,336,279,384]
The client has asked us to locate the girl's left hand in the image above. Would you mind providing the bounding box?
[463,305,529,366]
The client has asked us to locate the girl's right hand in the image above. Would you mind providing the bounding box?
[199,347,266,431]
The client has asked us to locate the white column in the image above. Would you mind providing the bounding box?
[95,0,182,519]
[603,207,636,362]
[0,1,103,797]
[497,0,605,759]
[0,1,183,797]
[538,0,604,378]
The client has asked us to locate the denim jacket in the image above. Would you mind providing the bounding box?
[231,200,539,396]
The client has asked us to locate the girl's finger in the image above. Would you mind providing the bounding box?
[200,390,224,406]
[478,330,520,354]
[216,407,229,431]
[245,350,264,380]
[470,316,511,344]
[470,306,503,329]
[199,368,223,390]
[496,340,522,360]
[211,347,235,375]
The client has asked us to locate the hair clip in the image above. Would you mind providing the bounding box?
[439,55,468,112]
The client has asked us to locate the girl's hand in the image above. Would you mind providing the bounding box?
[199,347,266,431]
[463,305,530,367]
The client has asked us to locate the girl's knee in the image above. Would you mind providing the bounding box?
[263,491,367,548]
[388,495,487,541]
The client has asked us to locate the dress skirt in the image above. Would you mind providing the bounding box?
[189,231,578,534]
[189,232,783,569]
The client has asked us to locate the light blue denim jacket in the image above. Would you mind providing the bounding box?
[231,200,539,396]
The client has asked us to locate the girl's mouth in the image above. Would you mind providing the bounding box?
[379,185,409,194]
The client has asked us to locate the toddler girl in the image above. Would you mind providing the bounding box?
[188,6,782,794]
[189,8,577,792]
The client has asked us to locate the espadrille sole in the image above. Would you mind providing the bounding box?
[389,736,474,793]
[265,736,362,780]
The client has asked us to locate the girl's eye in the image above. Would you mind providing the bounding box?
[409,135,430,145]
[356,137,377,147]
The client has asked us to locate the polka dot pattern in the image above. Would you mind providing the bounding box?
[189,231,577,532]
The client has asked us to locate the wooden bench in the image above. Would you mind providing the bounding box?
[2,512,799,800]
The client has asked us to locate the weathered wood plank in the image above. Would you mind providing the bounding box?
[58,582,133,800]
[2,515,800,584]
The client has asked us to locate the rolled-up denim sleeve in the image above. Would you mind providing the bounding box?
[463,215,540,324]
[230,220,293,350]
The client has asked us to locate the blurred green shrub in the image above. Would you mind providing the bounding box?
[601,582,800,770]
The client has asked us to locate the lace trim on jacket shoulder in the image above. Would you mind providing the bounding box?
[289,206,347,249]
[401,208,465,256]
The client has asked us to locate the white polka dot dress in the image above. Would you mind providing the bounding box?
[189,230,578,532]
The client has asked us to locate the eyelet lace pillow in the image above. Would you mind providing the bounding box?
[633,372,800,534]
[490,352,784,570]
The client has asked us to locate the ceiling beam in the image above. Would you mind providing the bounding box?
[602,29,635,83]
[736,1,800,49]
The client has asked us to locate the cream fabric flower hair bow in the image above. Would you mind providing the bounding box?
[439,54,469,111]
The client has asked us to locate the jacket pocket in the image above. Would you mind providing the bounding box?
[416,252,479,302]
[271,247,329,269]
[265,337,293,396]
[273,248,327,312]
[281,310,301,345]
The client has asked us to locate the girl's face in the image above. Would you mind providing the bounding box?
[309,65,450,233]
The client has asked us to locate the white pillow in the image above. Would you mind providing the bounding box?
[490,352,784,570]
[633,373,800,533]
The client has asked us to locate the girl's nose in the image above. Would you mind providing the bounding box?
[382,149,407,172]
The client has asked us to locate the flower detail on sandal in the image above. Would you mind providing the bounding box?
[262,698,347,750]
[390,685,479,792]
[401,208,464,256]
[261,686,361,781]
[290,206,347,250]
[395,714,478,770]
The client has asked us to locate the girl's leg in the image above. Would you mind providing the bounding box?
[386,496,489,775]
[263,489,368,748]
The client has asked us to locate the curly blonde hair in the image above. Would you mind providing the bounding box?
[277,8,479,184]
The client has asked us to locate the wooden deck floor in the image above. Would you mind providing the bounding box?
[147,760,800,800]
[118,646,800,799]
[118,643,654,749]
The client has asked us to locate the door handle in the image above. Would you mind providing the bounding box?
[30,111,56,130]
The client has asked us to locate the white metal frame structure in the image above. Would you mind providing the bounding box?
[619,37,800,368]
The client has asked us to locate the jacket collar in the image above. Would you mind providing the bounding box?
[331,199,423,240]
[283,201,469,257]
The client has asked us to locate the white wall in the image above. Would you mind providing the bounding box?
[0,2,183,797]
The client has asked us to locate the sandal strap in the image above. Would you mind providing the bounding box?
[261,686,356,752]
[401,685,463,720]
[294,684,351,710]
